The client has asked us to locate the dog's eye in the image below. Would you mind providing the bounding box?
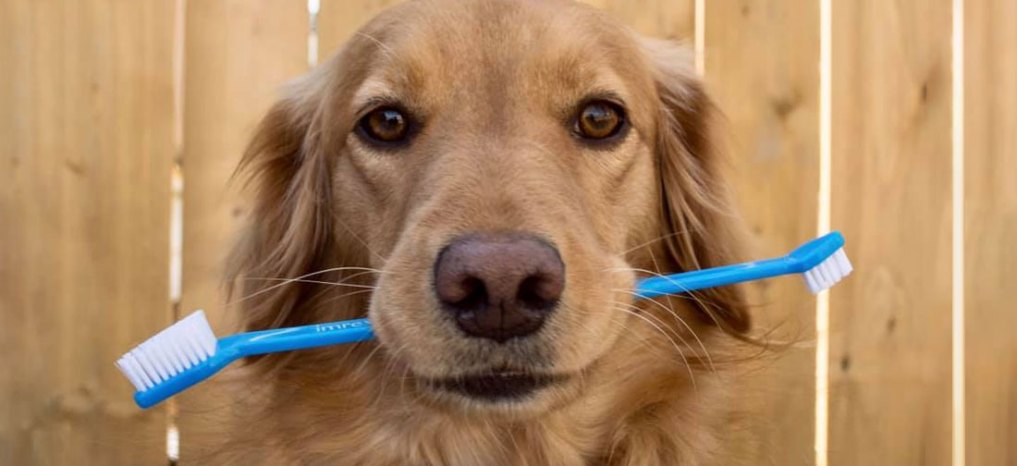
[575,101,625,140]
[358,107,409,144]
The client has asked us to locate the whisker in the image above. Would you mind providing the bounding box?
[369,351,399,411]
[602,265,690,278]
[318,287,376,307]
[645,248,716,373]
[605,263,725,331]
[354,343,385,379]
[600,267,705,307]
[618,230,694,256]
[611,299,700,361]
[327,209,389,266]
[242,268,382,288]
[227,266,386,306]
[649,296,715,374]
[328,338,370,380]
[372,342,412,411]
[240,277,377,290]
[608,304,698,392]
[645,244,741,328]
[613,296,716,375]
[592,302,688,364]
[398,360,412,403]
[601,312,668,356]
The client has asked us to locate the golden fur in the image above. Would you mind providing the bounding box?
[213,1,756,464]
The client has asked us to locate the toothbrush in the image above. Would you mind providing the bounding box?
[116,231,852,409]
[635,229,852,298]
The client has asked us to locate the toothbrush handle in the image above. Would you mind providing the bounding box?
[217,232,843,355]
[226,318,375,356]
[134,320,373,409]
[632,231,843,299]
[634,256,798,299]
[225,257,800,354]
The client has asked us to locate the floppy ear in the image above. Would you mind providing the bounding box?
[642,38,751,334]
[226,74,336,333]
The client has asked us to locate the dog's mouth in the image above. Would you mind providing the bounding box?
[426,369,564,401]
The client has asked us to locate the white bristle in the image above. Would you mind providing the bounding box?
[116,310,218,392]
[133,348,164,382]
[834,248,853,274]
[802,247,854,294]
[118,353,147,391]
[807,271,820,291]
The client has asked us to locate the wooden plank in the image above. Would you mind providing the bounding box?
[177,1,308,462]
[587,3,815,463]
[580,0,695,42]
[317,0,405,63]
[0,1,175,464]
[704,1,819,464]
[829,1,953,464]
[965,1,1017,464]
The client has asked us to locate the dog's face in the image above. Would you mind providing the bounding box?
[343,0,661,413]
[235,0,748,419]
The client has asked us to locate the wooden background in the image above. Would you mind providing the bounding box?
[1,0,1014,464]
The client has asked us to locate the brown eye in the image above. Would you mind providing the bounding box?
[358,107,409,144]
[575,101,625,140]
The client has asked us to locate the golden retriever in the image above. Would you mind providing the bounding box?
[218,0,753,464]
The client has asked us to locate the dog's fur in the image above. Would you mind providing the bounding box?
[216,0,754,464]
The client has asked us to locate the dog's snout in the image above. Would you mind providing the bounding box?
[433,232,565,343]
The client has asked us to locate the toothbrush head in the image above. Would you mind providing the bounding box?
[787,232,854,294]
[115,310,218,394]
[802,247,853,294]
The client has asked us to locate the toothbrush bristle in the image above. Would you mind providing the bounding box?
[115,311,217,392]
[802,247,853,294]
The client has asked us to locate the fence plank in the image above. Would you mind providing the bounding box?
[0,1,175,464]
[177,1,307,462]
[965,1,1017,464]
[317,0,404,63]
[829,1,953,464]
[705,1,819,464]
[581,0,694,42]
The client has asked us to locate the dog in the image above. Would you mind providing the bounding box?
[217,0,754,464]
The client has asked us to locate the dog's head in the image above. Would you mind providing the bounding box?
[231,0,748,417]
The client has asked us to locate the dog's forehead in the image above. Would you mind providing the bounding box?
[349,0,652,110]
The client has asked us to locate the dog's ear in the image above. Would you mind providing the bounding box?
[226,74,335,333]
[642,38,751,334]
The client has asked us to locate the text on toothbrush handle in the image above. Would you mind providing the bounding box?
[315,320,370,332]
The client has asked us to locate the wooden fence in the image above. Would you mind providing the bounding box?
[1,1,1014,465]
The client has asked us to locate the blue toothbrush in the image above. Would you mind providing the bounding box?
[116,231,852,409]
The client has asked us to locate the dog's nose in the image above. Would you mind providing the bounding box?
[433,232,565,343]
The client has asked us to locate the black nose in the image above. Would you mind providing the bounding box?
[433,232,565,343]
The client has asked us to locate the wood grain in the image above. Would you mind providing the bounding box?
[581,0,695,42]
[176,1,308,462]
[829,1,953,464]
[705,1,819,464]
[0,1,175,464]
[964,0,1017,464]
[12,0,1017,462]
